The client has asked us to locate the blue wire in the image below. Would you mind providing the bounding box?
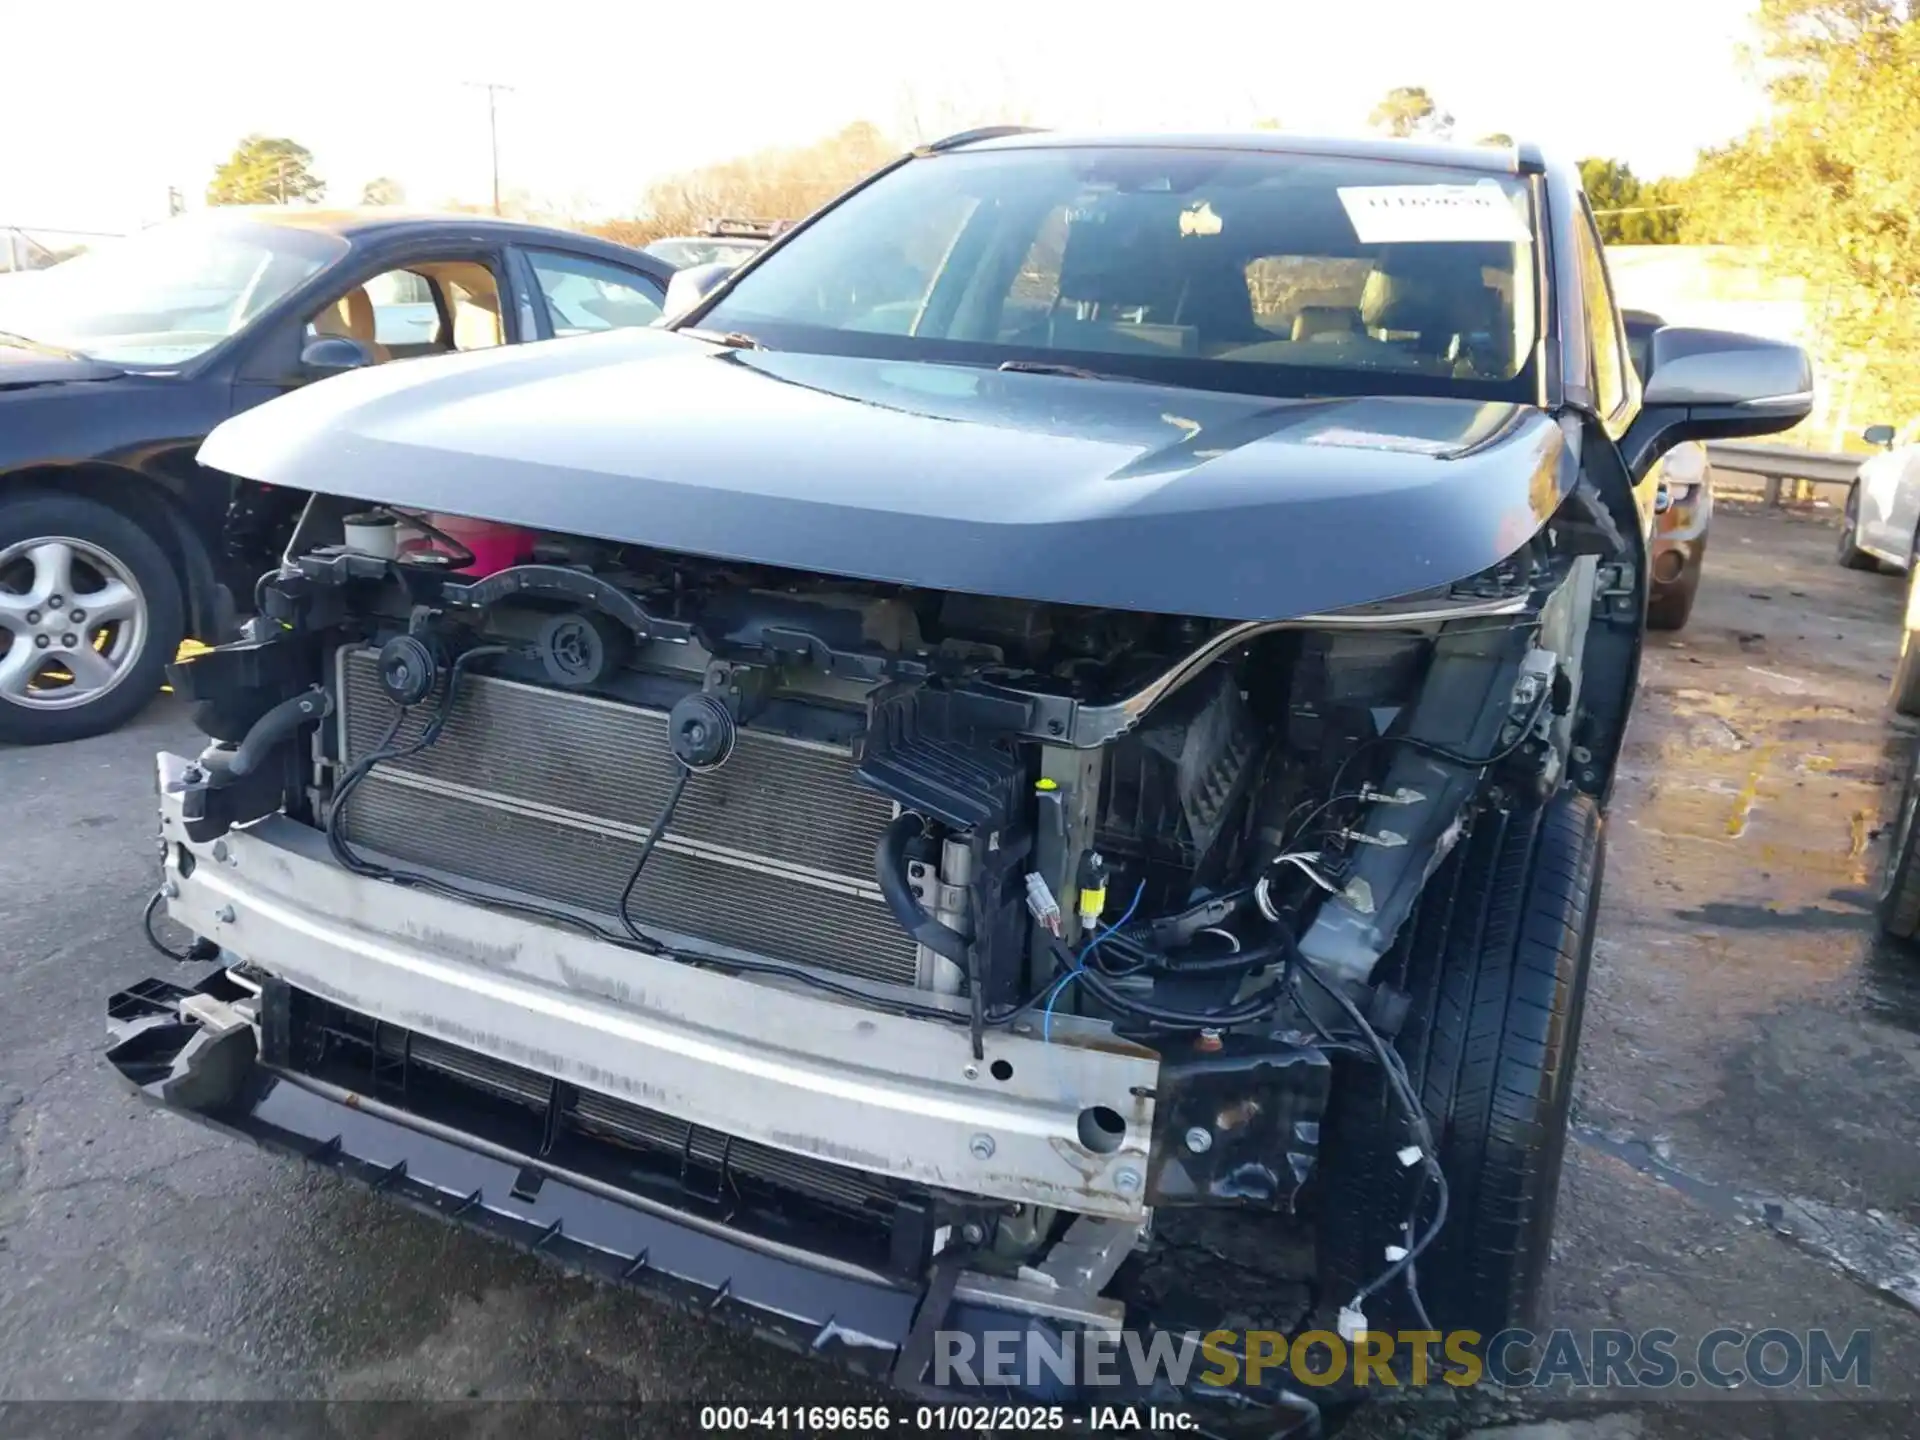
[1042,880,1146,1042]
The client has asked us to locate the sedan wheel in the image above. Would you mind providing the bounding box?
[1839,485,1881,571]
[0,494,184,744]
[1880,756,1920,944]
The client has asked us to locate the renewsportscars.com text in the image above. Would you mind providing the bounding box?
[933,1326,1872,1391]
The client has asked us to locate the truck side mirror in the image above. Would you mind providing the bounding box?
[1865,424,1898,450]
[1621,326,1813,480]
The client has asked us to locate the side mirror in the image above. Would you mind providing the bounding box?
[1622,326,1814,480]
[662,261,736,323]
[300,336,378,380]
[1865,423,1898,450]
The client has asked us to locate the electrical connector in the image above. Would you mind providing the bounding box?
[1075,850,1110,932]
[1396,1144,1424,1168]
[1024,872,1063,936]
[1337,1301,1368,1341]
[1337,826,1409,849]
[1358,784,1425,806]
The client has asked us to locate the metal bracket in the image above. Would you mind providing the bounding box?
[1035,1215,1143,1295]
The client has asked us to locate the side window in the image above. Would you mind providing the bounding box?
[364,270,440,348]
[305,260,509,358]
[306,270,423,363]
[422,261,507,351]
[713,193,978,336]
[1574,204,1628,417]
[528,252,664,336]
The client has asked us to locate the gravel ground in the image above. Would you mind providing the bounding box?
[2,503,1918,1438]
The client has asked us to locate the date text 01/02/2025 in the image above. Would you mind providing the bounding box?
[697,1404,1202,1431]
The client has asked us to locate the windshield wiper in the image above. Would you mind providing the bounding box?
[678,327,767,351]
[996,359,1147,384]
[0,330,81,360]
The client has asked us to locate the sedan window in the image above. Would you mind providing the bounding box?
[527,252,664,336]
[0,215,346,367]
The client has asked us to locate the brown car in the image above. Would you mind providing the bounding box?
[1626,309,1714,630]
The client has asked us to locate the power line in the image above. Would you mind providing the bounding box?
[462,81,516,215]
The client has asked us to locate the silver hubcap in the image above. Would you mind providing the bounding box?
[0,537,146,711]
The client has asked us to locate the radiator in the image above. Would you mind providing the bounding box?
[334,648,920,986]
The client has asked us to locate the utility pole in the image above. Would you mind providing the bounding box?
[463,81,514,215]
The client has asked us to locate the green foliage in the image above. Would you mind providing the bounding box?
[1579,157,1683,244]
[1684,0,1920,421]
[207,135,324,206]
[1368,87,1453,139]
[359,177,405,207]
[1477,132,1515,148]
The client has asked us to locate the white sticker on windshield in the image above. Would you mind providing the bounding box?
[1337,184,1530,245]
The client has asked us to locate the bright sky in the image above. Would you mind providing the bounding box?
[5,0,1769,237]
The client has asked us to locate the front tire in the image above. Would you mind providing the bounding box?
[0,493,184,745]
[1893,563,1920,718]
[1839,484,1880,571]
[1315,791,1603,1339]
[1879,757,1920,944]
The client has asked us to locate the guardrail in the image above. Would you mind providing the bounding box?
[1705,440,1864,507]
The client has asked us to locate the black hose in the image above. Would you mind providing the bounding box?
[226,687,332,778]
[617,765,690,953]
[143,891,200,963]
[875,812,971,965]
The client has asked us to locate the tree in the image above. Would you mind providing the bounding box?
[1577,157,1683,244]
[1682,0,1920,426]
[593,121,899,248]
[1368,86,1453,139]
[1251,116,1284,131]
[207,135,324,206]
[1477,132,1515,148]
[359,176,405,207]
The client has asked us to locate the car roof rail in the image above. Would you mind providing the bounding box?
[1515,142,1548,175]
[701,217,791,240]
[915,125,1048,155]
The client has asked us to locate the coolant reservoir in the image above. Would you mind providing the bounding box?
[398,512,536,577]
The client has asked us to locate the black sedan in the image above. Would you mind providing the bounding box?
[0,208,672,744]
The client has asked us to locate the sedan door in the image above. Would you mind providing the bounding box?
[1881,451,1920,568]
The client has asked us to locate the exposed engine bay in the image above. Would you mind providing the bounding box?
[159,489,1627,1326]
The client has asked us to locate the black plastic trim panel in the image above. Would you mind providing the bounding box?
[105,974,1321,1438]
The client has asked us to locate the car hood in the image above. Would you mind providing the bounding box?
[199,327,1573,621]
[0,344,125,387]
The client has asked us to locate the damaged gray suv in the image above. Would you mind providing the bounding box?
[115,130,1811,1432]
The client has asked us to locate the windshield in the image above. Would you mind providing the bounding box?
[0,216,347,367]
[700,146,1540,401]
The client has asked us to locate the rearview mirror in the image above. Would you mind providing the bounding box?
[662,261,736,323]
[300,336,378,380]
[1622,326,1814,480]
[1865,423,1898,450]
